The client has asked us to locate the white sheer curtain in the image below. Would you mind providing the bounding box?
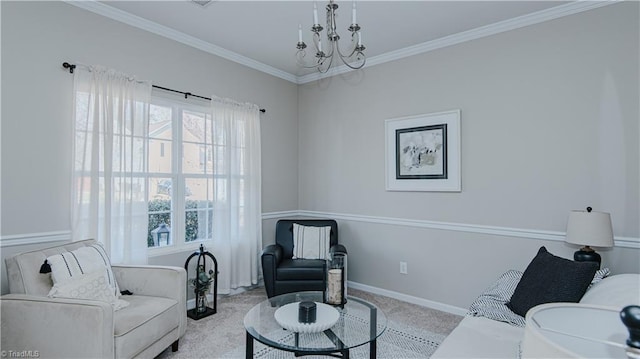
[71,65,151,264]
[209,96,262,293]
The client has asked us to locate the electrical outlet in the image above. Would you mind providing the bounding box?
[400,261,408,274]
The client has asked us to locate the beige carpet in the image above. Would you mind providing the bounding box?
[155,287,463,359]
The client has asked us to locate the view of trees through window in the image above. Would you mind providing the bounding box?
[147,198,212,247]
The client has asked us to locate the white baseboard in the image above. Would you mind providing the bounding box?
[190,282,467,316]
[348,280,468,317]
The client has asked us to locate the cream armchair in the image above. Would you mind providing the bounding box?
[1,239,187,358]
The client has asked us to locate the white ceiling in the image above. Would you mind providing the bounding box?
[75,1,608,83]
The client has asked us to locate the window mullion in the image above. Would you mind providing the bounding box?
[173,104,186,247]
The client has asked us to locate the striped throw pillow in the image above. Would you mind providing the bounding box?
[467,269,526,327]
[292,223,331,260]
[46,243,120,298]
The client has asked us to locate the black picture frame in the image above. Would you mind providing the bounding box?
[395,124,448,180]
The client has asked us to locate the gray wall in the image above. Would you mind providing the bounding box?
[0,1,298,293]
[2,1,638,310]
[297,2,639,309]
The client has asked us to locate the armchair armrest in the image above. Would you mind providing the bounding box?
[1,294,114,358]
[262,244,283,265]
[111,265,187,336]
[261,244,283,298]
[111,265,186,300]
[330,244,347,255]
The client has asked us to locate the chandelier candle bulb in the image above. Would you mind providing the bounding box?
[313,2,319,25]
[358,31,362,45]
[352,2,357,24]
[298,25,303,43]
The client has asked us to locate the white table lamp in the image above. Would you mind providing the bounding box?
[565,207,614,268]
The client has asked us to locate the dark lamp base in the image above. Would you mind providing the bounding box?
[573,248,601,269]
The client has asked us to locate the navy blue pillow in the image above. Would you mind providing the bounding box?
[507,246,598,317]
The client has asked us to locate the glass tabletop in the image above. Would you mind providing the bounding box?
[244,291,387,354]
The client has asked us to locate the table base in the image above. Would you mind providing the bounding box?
[246,331,377,359]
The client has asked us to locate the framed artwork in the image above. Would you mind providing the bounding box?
[385,110,461,192]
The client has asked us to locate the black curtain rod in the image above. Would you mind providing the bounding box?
[62,62,265,113]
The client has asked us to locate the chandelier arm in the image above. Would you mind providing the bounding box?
[312,32,322,54]
[297,52,325,69]
[323,40,336,59]
[296,47,331,70]
[335,41,358,62]
[341,56,366,70]
[334,40,365,70]
[317,51,335,73]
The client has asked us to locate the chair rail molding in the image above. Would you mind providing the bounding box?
[261,210,300,220]
[295,210,640,250]
[0,231,72,248]
[3,210,638,249]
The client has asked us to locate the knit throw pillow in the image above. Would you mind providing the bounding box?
[507,246,598,317]
[48,270,129,311]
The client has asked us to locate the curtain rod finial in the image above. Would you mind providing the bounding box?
[62,62,76,74]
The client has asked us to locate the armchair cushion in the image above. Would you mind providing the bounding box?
[292,223,332,259]
[113,295,179,358]
[276,259,326,281]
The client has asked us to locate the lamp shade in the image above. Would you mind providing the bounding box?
[565,209,614,248]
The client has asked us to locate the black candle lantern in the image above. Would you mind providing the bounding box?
[325,251,347,306]
[153,223,171,247]
[184,244,218,320]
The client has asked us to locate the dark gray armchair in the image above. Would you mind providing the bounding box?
[261,219,347,298]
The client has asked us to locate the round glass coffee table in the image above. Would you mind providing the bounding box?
[244,291,387,358]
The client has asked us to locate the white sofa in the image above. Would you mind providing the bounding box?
[1,239,187,358]
[432,273,640,358]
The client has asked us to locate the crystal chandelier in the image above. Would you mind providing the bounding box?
[296,1,366,73]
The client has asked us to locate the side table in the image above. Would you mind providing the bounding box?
[521,303,628,358]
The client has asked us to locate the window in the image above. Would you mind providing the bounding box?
[147,98,214,251]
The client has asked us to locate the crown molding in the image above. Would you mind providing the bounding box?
[63,0,617,85]
[297,1,619,84]
[62,0,298,84]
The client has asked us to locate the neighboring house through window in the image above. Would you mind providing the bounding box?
[148,97,214,252]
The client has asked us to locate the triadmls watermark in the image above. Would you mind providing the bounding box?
[1,350,40,358]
